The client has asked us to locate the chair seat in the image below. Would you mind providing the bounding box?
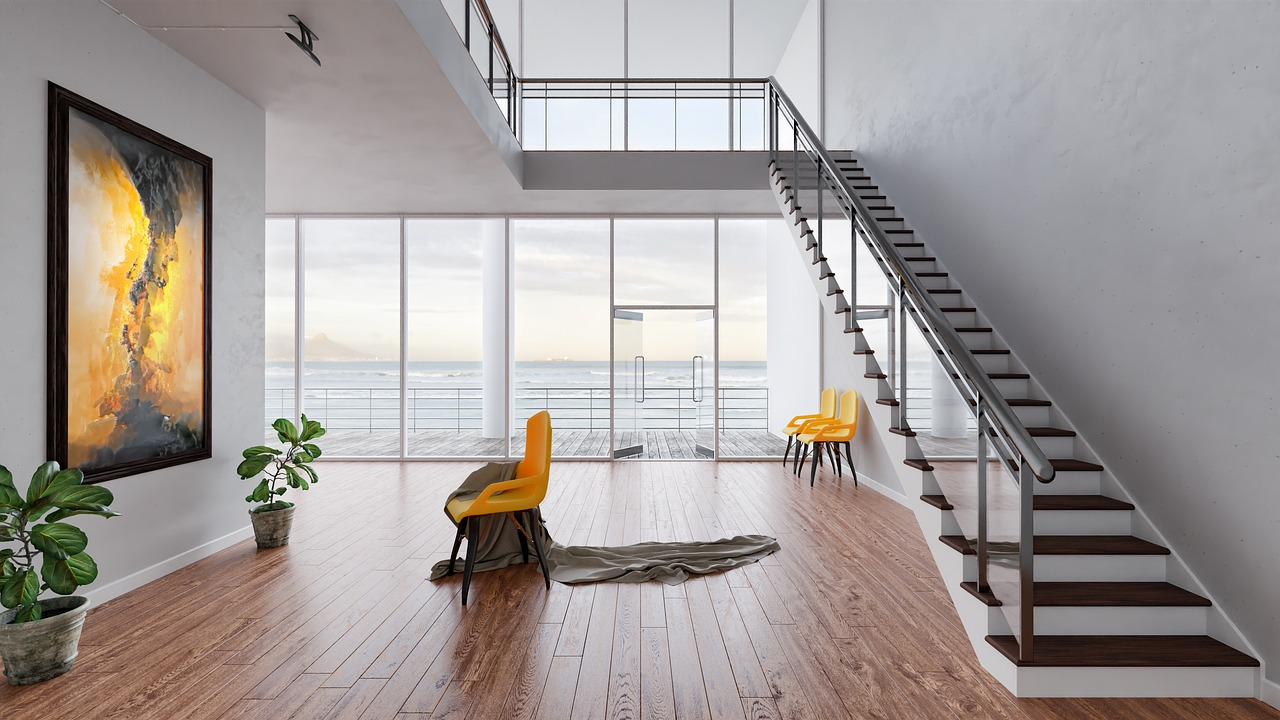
[447,488,543,523]
[800,428,853,443]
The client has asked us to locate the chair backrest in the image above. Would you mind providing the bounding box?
[836,389,859,426]
[518,410,552,481]
[819,386,837,417]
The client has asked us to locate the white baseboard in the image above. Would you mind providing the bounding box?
[856,470,910,506]
[1262,676,1280,710]
[85,525,253,606]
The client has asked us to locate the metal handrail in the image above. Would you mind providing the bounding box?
[765,76,1055,484]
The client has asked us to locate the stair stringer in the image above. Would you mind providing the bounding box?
[768,162,1263,698]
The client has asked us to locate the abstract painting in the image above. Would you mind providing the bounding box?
[47,83,212,483]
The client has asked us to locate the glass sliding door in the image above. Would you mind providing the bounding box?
[612,310,644,458]
[611,308,715,460]
[511,218,611,458]
[405,218,505,458]
[302,218,401,457]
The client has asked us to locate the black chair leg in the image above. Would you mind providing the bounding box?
[447,523,464,576]
[831,443,842,477]
[783,435,793,465]
[845,442,858,487]
[809,445,820,486]
[461,516,479,605]
[793,441,804,474]
[515,513,530,564]
[529,508,551,590]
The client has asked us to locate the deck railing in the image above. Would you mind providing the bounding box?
[264,386,769,434]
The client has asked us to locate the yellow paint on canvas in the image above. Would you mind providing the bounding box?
[65,114,204,466]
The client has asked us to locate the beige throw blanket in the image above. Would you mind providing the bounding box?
[429,462,780,585]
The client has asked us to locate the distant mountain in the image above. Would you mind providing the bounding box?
[304,333,371,361]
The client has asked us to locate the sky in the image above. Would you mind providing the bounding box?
[265,216,774,364]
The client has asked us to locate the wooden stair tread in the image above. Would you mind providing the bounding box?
[961,581,1211,608]
[865,373,886,379]
[1033,495,1134,511]
[1034,582,1211,607]
[1027,426,1076,437]
[903,458,933,472]
[940,307,977,313]
[929,288,962,294]
[952,371,1030,379]
[969,349,1011,355]
[876,398,899,406]
[922,494,1132,512]
[1052,458,1105,472]
[968,397,1050,406]
[986,635,1258,668]
[904,256,936,262]
[939,535,1169,555]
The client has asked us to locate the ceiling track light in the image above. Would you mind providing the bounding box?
[286,14,321,67]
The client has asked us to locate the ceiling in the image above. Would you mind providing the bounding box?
[105,0,807,214]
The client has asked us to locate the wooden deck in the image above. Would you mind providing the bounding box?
[4,461,1275,720]
[306,430,788,459]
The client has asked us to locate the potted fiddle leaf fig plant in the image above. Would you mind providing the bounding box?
[238,414,325,549]
[0,461,119,685]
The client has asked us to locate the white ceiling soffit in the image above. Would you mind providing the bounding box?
[104,0,779,214]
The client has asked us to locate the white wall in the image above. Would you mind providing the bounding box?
[766,219,822,438]
[773,0,820,135]
[823,0,1280,683]
[0,1,265,602]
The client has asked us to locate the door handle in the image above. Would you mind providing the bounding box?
[692,355,704,403]
[635,355,645,403]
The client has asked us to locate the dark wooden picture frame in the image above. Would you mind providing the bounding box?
[47,83,213,483]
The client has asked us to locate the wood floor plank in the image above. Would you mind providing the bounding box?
[538,656,583,720]
[664,597,712,720]
[607,583,643,720]
[639,627,676,720]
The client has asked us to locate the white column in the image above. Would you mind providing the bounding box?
[481,222,507,439]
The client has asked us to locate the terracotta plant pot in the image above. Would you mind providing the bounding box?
[0,595,90,685]
[250,505,295,548]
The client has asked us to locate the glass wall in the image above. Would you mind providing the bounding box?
[269,215,790,460]
[264,218,296,436]
[406,218,505,458]
[511,219,611,457]
[718,219,780,457]
[302,218,402,457]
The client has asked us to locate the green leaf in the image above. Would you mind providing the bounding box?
[284,466,306,490]
[236,455,275,479]
[41,552,98,595]
[251,480,270,504]
[294,452,313,464]
[44,485,119,522]
[0,466,21,511]
[302,444,322,459]
[272,418,299,444]
[15,603,42,623]
[44,468,85,498]
[25,461,60,505]
[30,522,89,560]
[275,487,287,496]
[297,463,318,485]
[242,445,281,459]
[1,569,38,608]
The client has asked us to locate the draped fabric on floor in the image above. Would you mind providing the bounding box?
[429,463,781,586]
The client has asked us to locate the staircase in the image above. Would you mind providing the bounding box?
[764,81,1260,698]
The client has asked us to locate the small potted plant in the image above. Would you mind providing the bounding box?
[0,461,118,685]
[238,414,325,549]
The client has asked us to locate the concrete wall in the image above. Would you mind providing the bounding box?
[0,1,266,603]
[822,0,1280,684]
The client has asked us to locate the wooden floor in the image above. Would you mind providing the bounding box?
[3,462,1275,720]
[315,430,788,459]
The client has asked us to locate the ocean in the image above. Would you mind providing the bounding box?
[265,360,770,432]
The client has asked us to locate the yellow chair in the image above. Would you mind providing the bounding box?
[446,410,552,605]
[782,386,836,468]
[796,389,859,487]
